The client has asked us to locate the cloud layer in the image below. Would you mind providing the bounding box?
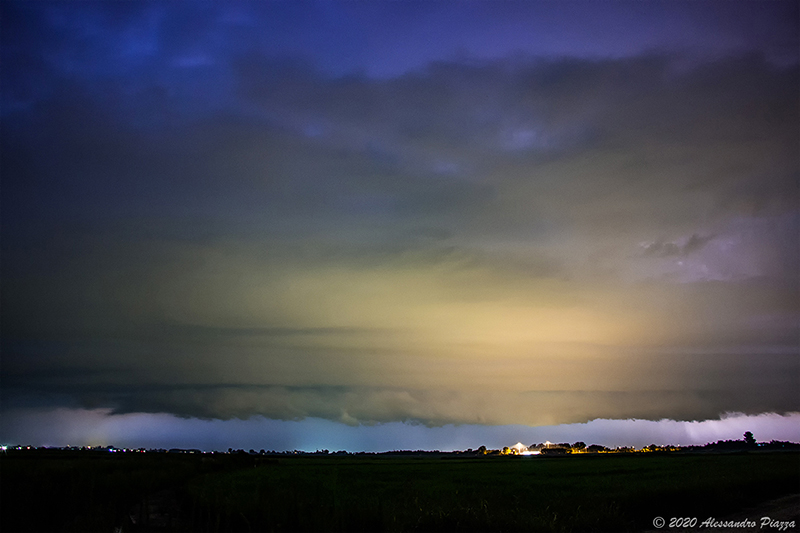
[1,3,798,434]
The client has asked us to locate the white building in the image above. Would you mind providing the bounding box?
[510,442,526,453]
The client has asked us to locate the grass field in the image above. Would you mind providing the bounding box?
[1,450,798,532]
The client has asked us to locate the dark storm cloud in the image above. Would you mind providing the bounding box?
[232,52,798,234]
[1,1,798,431]
[9,51,795,249]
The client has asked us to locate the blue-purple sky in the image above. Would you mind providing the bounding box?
[2,0,798,451]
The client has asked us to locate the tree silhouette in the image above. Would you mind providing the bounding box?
[744,431,756,446]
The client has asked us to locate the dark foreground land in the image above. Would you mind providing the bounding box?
[1,450,798,532]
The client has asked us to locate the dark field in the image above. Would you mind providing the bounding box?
[1,450,798,532]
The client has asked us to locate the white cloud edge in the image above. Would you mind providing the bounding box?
[2,408,798,452]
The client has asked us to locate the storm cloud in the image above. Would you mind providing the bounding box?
[1,2,798,444]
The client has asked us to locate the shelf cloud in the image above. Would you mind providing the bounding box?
[1,1,797,448]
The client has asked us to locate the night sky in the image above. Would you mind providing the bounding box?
[2,0,798,451]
